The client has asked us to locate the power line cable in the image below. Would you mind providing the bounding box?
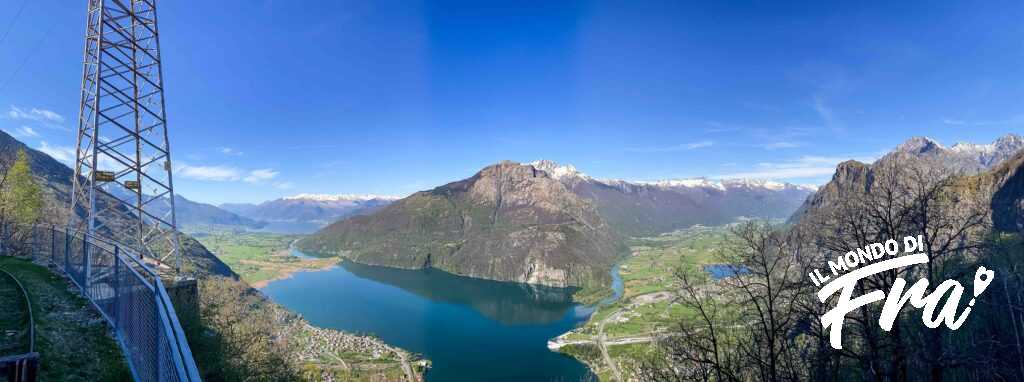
[0,19,56,94]
[0,0,30,46]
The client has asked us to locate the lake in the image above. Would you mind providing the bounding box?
[262,251,600,381]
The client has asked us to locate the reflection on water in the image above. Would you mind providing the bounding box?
[263,253,595,381]
[341,259,579,325]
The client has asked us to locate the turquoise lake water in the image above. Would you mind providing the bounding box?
[262,251,613,381]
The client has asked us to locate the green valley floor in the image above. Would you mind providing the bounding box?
[554,225,732,381]
[194,231,338,288]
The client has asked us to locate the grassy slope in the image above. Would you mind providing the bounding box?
[0,256,130,381]
[559,225,732,381]
[191,231,416,381]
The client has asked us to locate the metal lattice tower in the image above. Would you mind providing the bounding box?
[71,0,182,273]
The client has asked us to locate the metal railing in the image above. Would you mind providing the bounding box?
[7,225,201,382]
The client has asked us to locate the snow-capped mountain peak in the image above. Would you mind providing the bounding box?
[887,134,1024,170]
[950,142,994,154]
[528,159,816,193]
[896,136,944,154]
[630,177,815,192]
[951,133,1024,154]
[529,160,591,180]
[634,178,727,191]
[283,193,401,202]
[722,178,788,190]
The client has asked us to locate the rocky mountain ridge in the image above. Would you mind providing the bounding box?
[790,134,1024,229]
[298,160,623,289]
[530,159,816,236]
[886,134,1024,172]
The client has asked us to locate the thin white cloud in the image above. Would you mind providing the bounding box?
[37,142,127,172]
[274,181,294,190]
[7,105,65,123]
[243,168,278,183]
[715,154,878,181]
[812,95,845,134]
[684,141,714,149]
[761,141,800,150]
[37,141,76,163]
[941,115,1024,127]
[704,121,744,134]
[174,161,283,187]
[177,164,242,182]
[219,147,243,156]
[5,126,39,139]
[628,140,714,153]
[812,96,833,125]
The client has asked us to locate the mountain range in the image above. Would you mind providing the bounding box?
[298,160,817,288]
[220,194,398,233]
[178,162,815,236]
[530,160,816,236]
[889,134,1024,172]
[790,134,1024,232]
[11,125,1022,293]
[297,134,1024,290]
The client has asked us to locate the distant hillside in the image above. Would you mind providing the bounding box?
[174,194,266,229]
[298,161,623,288]
[530,160,816,236]
[221,194,396,233]
[0,130,235,278]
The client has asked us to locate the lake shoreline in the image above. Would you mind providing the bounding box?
[264,250,597,381]
[248,243,340,288]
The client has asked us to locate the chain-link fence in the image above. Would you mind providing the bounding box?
[5,225,201,382]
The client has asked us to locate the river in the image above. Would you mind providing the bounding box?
[262,249,618,381]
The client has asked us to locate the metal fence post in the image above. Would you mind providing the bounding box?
[64,231,70,272]
[83,237,91,293]
[113,246,121,327]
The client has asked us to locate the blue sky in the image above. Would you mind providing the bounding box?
[1,0,1022,205]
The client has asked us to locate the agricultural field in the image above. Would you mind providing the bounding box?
[195,231,338,288]
[556,225,735,381]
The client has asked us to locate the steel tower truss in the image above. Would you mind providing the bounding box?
[71,0,181,272]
